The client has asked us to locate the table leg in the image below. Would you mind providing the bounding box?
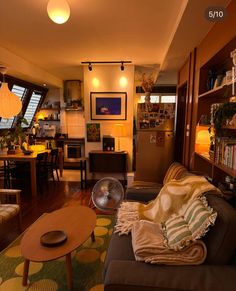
[22,259,30,286]
[30,159,37,196]
[59,148,63,177]
[66,253,73,290]
[80,160,84,189]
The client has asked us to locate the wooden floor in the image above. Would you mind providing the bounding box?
[0,179,104,251]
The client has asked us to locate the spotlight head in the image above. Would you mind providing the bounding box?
[121,62,124,71]
[88,63,92,71]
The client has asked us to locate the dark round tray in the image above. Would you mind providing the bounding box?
[40,230,67,247]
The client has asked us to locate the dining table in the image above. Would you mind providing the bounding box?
[0,148,63,196]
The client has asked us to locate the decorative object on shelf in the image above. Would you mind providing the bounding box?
[206,69,217,91]
[86,123,101,142]
[47,0,70,24]
[230,49,236,66]
[0,66,22,118]
[230,49,236,95]
[229,113,236,126]
[198,114,210,125]
[213,102,236,134]
[90,92,127,120]
[113,123,126,151]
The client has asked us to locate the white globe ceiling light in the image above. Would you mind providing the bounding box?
[0,67,22,119]
[47,0,70,24]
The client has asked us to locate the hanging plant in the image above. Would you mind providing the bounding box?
[213,102,236,134]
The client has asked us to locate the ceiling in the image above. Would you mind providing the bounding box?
[0,0,231,87]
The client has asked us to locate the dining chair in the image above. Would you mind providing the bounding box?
[0,189,22,232]
[46,148,60,182]
[36,152,49,182]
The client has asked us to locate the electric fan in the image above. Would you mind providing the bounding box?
[91,177,124,212]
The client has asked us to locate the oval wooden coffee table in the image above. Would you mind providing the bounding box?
[20,206,96,290]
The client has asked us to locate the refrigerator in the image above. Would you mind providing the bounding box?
[135,103,175,183]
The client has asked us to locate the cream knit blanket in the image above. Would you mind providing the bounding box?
[132,220,207,265]
[115,175,219,235]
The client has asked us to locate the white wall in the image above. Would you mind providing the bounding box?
[83,65,134,173]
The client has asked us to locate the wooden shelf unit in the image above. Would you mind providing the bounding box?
[194,36,236,185]
[195,152,236,179]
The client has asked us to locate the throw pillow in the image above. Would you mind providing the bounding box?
[162,196,217,250]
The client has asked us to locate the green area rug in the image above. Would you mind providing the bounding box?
[0,215,114,291]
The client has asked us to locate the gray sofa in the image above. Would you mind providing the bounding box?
[104,167,236,291]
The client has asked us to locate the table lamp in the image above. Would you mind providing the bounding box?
[195,126,210,153]
[114,124,126,152]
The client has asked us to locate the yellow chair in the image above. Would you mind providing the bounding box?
[0,189,22,232]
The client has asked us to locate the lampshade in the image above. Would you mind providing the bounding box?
[113,124,126,152]
[196,128,210,145]
[0,82,22,118]
[114,124,126,137]
[195,126,210,154]
[47,0,70,24]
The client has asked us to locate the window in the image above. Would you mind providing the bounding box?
[139,94,176,104]
[161,95,176,103]
[22,91,42,127]
[0,84,26,129]
[140,95,160,103]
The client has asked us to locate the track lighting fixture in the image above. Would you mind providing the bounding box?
[81,61,132,71]
[88,62,92,71]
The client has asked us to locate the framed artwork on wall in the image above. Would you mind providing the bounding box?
[86,123,101,142]
[90,92,127,120]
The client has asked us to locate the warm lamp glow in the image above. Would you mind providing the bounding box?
[37,113,45,120]
[119,76,128,87]
[196,129,210,145]
[114,123,126,151]
[92,78,100,88]
[47,0,70,24]
[195,126,210,153]
[0,82,22,118]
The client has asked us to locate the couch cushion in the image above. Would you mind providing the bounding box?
[162,196,217,250]
[163,162,188,185]
[203,194,236,264]
[104,232,135,276]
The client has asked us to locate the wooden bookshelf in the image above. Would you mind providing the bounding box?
[195,151,236,179]
[194,36,236,184]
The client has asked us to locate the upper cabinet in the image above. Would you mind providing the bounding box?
[63,80,83,111]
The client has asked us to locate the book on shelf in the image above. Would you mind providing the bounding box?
[215,137,236,170]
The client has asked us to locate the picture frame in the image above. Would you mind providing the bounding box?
[90,92,127,120]
[86,123,101,142]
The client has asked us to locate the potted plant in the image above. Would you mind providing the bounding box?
[213,102,236,135]
[0,115,28,154]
